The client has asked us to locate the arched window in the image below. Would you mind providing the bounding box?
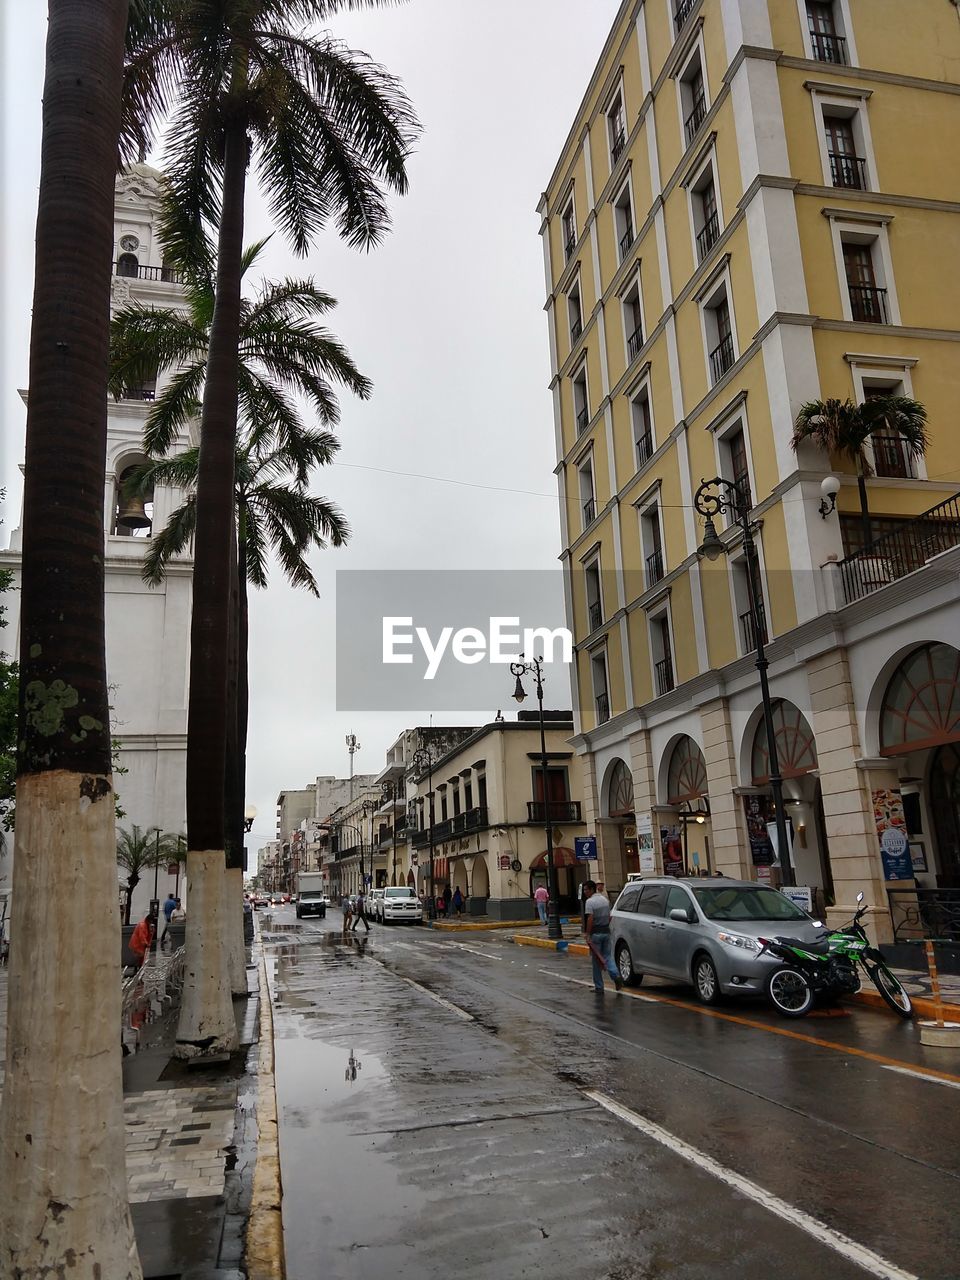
[112,463,153,538]
[608,759,634,818]
[117,252,139,278]
[751,700,817,785]
[881,643,960,755]
[667,736,708,805]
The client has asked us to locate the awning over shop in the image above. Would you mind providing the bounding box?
[530,846,576,869]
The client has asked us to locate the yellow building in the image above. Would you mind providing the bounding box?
[540,0,960,941]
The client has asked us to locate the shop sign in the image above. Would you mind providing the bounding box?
[873,789,912,881]
[637,813,657,874]
[498,854,511,871]
[660,824,684,877]
[744,796,775,866]
[574,835,597,862]
[781,885,813,913]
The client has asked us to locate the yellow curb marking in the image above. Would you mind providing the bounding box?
[246,932,286,1280]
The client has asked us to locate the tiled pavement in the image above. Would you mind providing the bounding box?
[124,1084,238,1203]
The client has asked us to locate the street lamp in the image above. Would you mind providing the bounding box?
[510,655,563,940]
[243,804,257,833]
[411,745,437,919]
[694,476,795,886]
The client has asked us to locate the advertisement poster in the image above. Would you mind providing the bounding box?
[660,824,684,877]
[873,789,912,880]
[744,796,775,866]
[637,812,657,875]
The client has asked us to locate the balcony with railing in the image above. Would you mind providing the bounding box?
[709,331,735,383]
[611,130,626,165]
[684,93,707,147]
[838,491,960,603]
[674,0,696,34]
[582,497,596,526]
[588,599,603,632]
[570,316,583,343]
[645,548,665,587]
[121,386,157,401]
[811,30,848,64]
[564,232,576,262]
[872,433,917,479]
[619,223,635,261]
[829,152,866,190]
[848,283,889,324]
[114,261,184,284]
[627,325,643,362]
[655,654,675,696]
[576,406,589,435]
[636,431,654,467]
[411,825,431,847]
[696,211,720,262]
[739,602,768,653]
[527,800,583,824]
[595,692,610,724]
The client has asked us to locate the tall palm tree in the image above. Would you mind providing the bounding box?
[792,396,929,545]
[112,257,363,991]
[0,2,143,1275]
[122,6,415,1057]
[117,824,182,925]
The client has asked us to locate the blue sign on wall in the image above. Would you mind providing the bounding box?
[575,836,597,862]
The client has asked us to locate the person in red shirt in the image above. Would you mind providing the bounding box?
[128,909,157,970]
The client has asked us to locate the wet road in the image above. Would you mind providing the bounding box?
[259,907,960,1280]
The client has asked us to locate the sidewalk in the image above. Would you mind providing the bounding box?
[0,943,270,1280]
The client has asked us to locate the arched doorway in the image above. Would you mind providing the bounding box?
[606,759,637,879]
[881,643,960,886]
[529,846,580,911]
[666,736,710,876]
[750,700,832,898]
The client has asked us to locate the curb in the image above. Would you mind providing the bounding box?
[245,940,286,1280]
[510,933,589,955]
[429,916,582,933]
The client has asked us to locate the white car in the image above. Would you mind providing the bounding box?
[379,886,424,925]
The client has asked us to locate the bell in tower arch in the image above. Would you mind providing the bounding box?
[115,465,152,532]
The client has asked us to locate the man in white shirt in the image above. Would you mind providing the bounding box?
[583,880,623,994]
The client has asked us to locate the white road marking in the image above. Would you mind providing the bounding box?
[881,1064,960,1091]
[397,974,474,1021]
[587,1091,919,1280]
[538,968,658,1002]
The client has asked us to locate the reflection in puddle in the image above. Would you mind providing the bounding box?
[345,1048,362,1083]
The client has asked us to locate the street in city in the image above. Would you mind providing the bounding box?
[261,905,960,1280]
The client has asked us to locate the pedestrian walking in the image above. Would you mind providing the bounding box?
[534,882,549,925]
[128,909,157,971]
[583,880,623,994]
[435,892,446,919]
[159,892,177,949]
[170,899,185,925]
[452,886,464,919]
[341,896,354,935]
[442,883,452,917]
[351,889,370,933]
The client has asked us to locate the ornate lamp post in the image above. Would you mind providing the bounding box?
[411,745,437,919]
[510,655,563,940]
[694,476,795,886]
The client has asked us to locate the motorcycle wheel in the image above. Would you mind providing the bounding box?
[868,962,914,1019]
[766,966,815,1018]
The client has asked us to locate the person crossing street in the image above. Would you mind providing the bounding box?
[351,888,371,933]
[583,880,622,994]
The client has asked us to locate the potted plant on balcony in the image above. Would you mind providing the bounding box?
[792,396,929,577]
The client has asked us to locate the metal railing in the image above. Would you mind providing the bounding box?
[570,316,583,343]
[527,800,583,824]
[872,432,916,479]
[121,946,186,1054]
[565,233,576,261]
[122,386,156,401]
[411,826,431,847]
[684,92,707,146]
[739,603,768,653]
[889,888,960,944]
[810,30,848,64]
[619,224,635,260]
[595,692,610,724]
[829,152,866,189]
[674,0,696,34]
[588,599,603,632]
[696,210,720,261]
[611,130,626,165]
[636,431,654,467]
[582,497,596,526]
[576,406,589,435]
[115,261,185,284]
[627,325,643,361]
[709,331,735,383]
[646,548,665,587]
[838,490,960,603]
[848,283,889,324]
[655,655,675,696]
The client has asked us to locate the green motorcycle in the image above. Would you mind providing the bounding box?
[758,892,913,1019]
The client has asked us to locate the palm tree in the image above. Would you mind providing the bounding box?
[792,396,929,545]
[122,5,415,1058]
[111,256,362,991]
[0,2,143,1275]
[117,824,183,925]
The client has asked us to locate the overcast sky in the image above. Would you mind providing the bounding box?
[1,0,620,851]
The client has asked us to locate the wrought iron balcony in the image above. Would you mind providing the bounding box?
[527,800,583,824]
[739,603,768,653]
[636,431,654,467]
[655,655,675,696]
[619,224,635,260]
[114,261,184,284]
[588,599,603,632]
[872,433,916,479]
[570,316,583,343]
[432,817,454,841]
[595,692,610,724]
[565,232,576,262]
[829,152,866,190]
[810,30,848,64]
[448,806,488,835]
[627,325,643,361]
[696,210,720,261]
[122,386,156,401]
[611,130,626,165]
[576,406,590,435]
[582,497,596,526]
[645,548,665,587]
[674,0,696,34]
[838,490,960,603]
[411,826,431,847]
[709,331,735,383]
[684,93,707,146]
[848,283,889,324]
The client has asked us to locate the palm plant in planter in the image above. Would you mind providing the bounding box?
[792,395,929,547]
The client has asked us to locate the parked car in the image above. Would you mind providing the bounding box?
[369,888,385,920]
[610,877,822,1005]
[252,894,269,909]
[378,885,424,925]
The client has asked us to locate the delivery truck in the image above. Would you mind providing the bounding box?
[295,871,328,919]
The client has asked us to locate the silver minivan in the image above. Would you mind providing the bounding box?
[610,877,822,1005]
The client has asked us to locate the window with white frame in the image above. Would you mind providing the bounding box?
[584,557,603,633]
[631,384,655,468]
[841,236,889,324]
[679,50,708,149]
[862,378,918,479]
[561,196,577,263]
[622,274,644,363]
[614,181,635,263]
[731,551,767,655]
[692,163,721,262]
[650,611,675,696]
[804,0,851,65]
[567,280,584,345]
[578,457,597,530]
[640,502,665,588]
[701,279,736,384]
[591,649,610,724]
[607,88,627,167]
[573,366,590,435]
[718,421,753,516]
[823,110,868,191]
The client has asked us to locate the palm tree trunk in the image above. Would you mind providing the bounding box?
[175,88,248,1058]
[223,510,246,996]
[0,2,142,1276]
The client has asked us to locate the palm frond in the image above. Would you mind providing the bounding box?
[143,362,206,455]
[141,496,198,585]
[109,305,207,397]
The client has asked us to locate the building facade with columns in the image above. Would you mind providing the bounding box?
[540,0,960,941]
